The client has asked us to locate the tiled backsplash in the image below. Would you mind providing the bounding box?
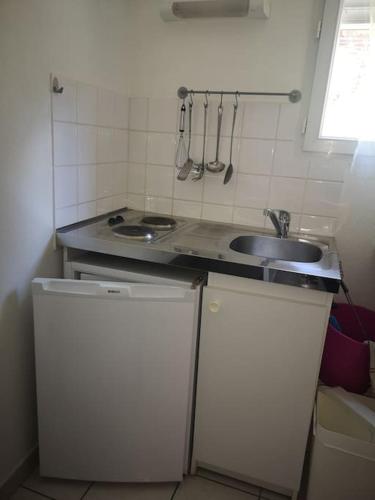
[52,75,128,227]
[52,78,351,236]
[127,96,351,236]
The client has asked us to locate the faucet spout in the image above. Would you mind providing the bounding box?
[263,209,290,239]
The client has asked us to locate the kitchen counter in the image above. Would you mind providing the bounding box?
[57,208,341,292]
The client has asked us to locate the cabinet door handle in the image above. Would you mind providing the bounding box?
[208,301,220,313]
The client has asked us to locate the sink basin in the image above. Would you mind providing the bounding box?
[230,235,323,263]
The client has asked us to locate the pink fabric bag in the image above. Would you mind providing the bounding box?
[320,303,375,394]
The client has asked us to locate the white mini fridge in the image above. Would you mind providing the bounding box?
[32,259,203,482]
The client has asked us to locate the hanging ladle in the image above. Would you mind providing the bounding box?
[223,93,238,185]
[207,94,225,173]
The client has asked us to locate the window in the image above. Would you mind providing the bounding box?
[304,0,371,154]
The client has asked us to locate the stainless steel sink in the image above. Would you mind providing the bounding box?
[229,235,323,263]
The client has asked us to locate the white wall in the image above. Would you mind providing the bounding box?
[127,0,316,97]
[0,0,131,486]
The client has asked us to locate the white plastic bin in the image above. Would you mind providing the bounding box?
[306,386,375,500]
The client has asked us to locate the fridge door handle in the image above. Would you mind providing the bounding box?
[33,278,131,297]
[32,278,193,301]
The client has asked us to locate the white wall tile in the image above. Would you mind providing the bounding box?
[277,103,301,140]
[242,102,280,139]
[202,204,233,223]
[190,102,205,137]
[128,131,147,163]
[52,76,76,122]
[174,175,203,201]
[112,163,125,195]
[123,130,129,162]
[173,199,202,218]
[78,201,96,221]
[232,207,265,228]
[268,177,305,213]
[78,165,96,203]
[77,82,97,125]
[97,88,115,127]
[54,166,77,208]
[112,129,127,162]
[147,133,176,166]
[309,156,350,182]
[303,180,343,217]
[273,141,309,178]
[55,205,78,228]
[128,163,146,194]
[238,139,274,175]
[122,163,128,193]
[300,215,337,236]
[148,98,178,132]
[53,122,77,166]
[97,127,113,163]
[96,164,114,198]
[203,173,235,206]
[126,193,145,210]
[235,174,270,208]
[96,197,113,215]
[146,166,174,198]
[145,196,172,214]
[113,93,129,129]
[112,194,126,210]
[77,125,97,165]
[129,97,148,130]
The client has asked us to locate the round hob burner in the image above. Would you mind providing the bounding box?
[112,225,157,241]
[141,216,177,230]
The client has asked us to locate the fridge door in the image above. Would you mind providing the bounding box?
[32,278,199,482]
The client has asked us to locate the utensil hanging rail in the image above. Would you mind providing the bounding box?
[177,86,302,103]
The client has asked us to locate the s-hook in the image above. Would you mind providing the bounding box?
[52,76,64,94]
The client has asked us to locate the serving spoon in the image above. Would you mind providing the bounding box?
[224,98,238,185]
[207,95,225,173]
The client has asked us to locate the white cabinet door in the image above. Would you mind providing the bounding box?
[193,274,332,494]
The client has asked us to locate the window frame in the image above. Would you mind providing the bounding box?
[304,0,359,154]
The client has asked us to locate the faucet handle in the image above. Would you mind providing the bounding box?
[263,208,290,221]
[278,210,291,223]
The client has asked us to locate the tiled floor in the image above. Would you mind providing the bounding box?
[10,468,290,500]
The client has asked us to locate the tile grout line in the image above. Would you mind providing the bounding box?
[80,481,94,499]
[170,481,180,500]
[196,472,260,498]
[20,485,56,500]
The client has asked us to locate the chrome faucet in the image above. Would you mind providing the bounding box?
[264,209,291,239]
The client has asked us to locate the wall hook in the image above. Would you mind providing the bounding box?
[52,77,64,94]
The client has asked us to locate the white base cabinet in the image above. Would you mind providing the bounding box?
[192,273,333,498]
